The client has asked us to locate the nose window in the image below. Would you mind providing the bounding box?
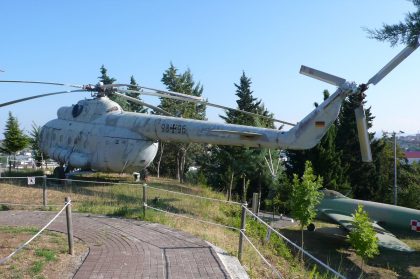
[72,104,84,117]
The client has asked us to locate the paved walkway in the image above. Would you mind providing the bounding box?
[0,211,232,279]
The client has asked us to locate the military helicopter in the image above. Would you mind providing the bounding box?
[0,40,418,177]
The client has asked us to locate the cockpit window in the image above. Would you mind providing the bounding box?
[321,189,346,199]
[72,104,84,117]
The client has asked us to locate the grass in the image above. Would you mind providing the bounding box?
[0,226,87,279]
[1,174,418,278]
[279,221,420,278]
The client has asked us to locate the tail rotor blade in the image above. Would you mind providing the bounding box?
[299,65,346,87]
[367,39,420,85]
[354,106,372,162]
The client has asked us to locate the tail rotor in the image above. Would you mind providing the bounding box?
[300,38,419,162]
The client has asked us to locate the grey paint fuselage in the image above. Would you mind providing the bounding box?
[39,84,351,173]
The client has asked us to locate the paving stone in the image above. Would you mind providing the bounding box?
[0,211,231,279]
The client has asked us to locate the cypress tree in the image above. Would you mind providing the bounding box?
[1,112,29,172]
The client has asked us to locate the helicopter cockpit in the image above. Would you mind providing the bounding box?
[57,97,123,122]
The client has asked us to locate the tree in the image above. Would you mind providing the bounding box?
[335,93,379,200]
[29,122,48,168]
[98,65,130,111]
[126,76,147,113]
[348,205,379,276]
[1,112,29,172]
[286,90,349,193]
[366,0,420,47]
[220,71,261,125]
[398,162,420,209]
[157,63,206,182]
[205,72,275,202]
[290,161,323,257]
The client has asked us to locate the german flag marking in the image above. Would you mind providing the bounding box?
[315,121,325,128]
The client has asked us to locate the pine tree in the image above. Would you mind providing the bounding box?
[156,63,206,182]
[286,90,349,193]
[335,94,379,200]
[30,122,48,167]
[127,76,147,113]
[366,0,420,47]
[220,72,261,125]
[98,65,129,111]
[1,112,29,172]
[203,72,277,202]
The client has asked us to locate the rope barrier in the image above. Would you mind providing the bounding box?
[240,230,283,279]
[147,205,240,231]
[1,176,241,205]
[0,200,71,265]
[0,202,63,207]
[243,207,346,279]
[0,176,45,179]
[146,185,242,205]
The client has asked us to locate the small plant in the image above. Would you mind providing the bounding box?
[290,161,324,259]
[0,204,10,211]
[30,260,44,274]
[35,248,57,262]
[348,204,379,277]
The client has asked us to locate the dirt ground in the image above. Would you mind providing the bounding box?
[278,222,420,279]
[0,227,88,279]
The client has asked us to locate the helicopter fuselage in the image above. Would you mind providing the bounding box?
[40,98,158,173]
[39,87,350,174]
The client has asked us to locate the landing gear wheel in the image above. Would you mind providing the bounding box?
[53,166,65,179]
[307,223,316,231]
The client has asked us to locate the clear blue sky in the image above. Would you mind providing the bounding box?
[1,0,418,138]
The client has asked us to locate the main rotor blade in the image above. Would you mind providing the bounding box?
[112,91,172,116]
[299,66,346,87]
[367,39,420,85]
[103,84,203,101]
[0,90,86,108]
[204,101,296,126]
[354,106,372,162]
[119,89,294,126]
[0,80,83,89]
[117,88,201,103]
[115,86,294,126]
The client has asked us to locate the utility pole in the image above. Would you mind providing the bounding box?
[392,131,404,205]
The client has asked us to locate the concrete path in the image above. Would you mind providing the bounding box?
[0,211,233,279]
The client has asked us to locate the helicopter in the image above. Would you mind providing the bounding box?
[0,39,418,178]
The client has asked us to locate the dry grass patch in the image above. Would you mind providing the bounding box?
[0,226,88,279]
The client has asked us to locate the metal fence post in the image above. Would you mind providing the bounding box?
[252,193,258,215]
[143,184,147,219]
[42,175,47,206]
[238,202,247,262]
[65,197,74,255]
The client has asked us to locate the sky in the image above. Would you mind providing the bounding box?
[1,1,419,138]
